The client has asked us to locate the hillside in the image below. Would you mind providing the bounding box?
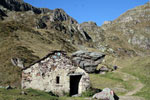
[0,0,93,87]
[80,3,150,56]
[0,0,150,100]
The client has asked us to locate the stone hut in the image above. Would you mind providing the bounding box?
[22,51,90,96]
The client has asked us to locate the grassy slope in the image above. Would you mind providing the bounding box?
[0,88,59,100]
[0,88,90,100]
[117,56,150,100]
[89,56,150,100]
[0,4,150,100]
[0,21,40,87]
[0,18,77,87]
[1,56,149,100]
[90,72,135,95]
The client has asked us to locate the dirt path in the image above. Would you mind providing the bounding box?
[125,81,144,96]
[115,71,144,96]
[119,96,145,100]
[115,71,145,100]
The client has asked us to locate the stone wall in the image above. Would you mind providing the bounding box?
[22,51,90,96]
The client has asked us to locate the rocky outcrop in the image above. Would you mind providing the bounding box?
[11,57,24,68]
[77,24,92,41]
[72,51,105,73]
[0,0,41,14]
[50,8,77,24]
[101,2,150,53]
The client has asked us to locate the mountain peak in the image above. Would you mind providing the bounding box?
[51,8,77,24]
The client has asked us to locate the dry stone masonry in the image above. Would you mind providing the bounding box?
[22,51,90,96]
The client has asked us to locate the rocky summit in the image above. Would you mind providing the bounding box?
[0,0,150,100]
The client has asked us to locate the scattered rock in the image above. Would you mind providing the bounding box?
[72,51,105,73]
[6,85,13,90]
[99,66,109,72]
[72,94,81,97]
[20,91,27,95]
[96,64,110,74]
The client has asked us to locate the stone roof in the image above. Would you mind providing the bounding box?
[22,50,70,70]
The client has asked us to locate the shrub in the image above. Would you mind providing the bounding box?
[81,89,95,97]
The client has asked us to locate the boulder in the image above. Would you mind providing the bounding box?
[72,51,105,73]
[92,88,119,100]
[11,57,24,68]
[20,91,27,95]
[99,66,109,74]
[6,85,13,90]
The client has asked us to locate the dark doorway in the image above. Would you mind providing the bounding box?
[70,75,82,96]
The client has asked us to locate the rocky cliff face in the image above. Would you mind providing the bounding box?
[0,0,42,13]
[101,3,150,55]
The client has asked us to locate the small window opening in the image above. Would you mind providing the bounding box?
[56,76,60,84]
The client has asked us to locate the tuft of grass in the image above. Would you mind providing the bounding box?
[0,88,59,100]
[81,89,96,97]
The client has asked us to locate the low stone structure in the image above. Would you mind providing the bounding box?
[22,51,90,96]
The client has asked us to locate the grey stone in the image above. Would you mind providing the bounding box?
[21,91,27,95]
[100,66,109,72]
[6,85,12,90]
[92,88,115,100]
[72,51,105,73]
[72,94,81,97]
[11,57,24,68]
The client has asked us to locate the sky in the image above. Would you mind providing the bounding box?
[24,0,148,26]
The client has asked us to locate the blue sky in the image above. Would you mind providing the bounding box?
[24,0,148,26]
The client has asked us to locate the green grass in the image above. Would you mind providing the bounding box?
[0,88,94,100]
[118,56,150,100]
[0,88,59,100]
[90,56,150,100]
[89,72,136,95]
